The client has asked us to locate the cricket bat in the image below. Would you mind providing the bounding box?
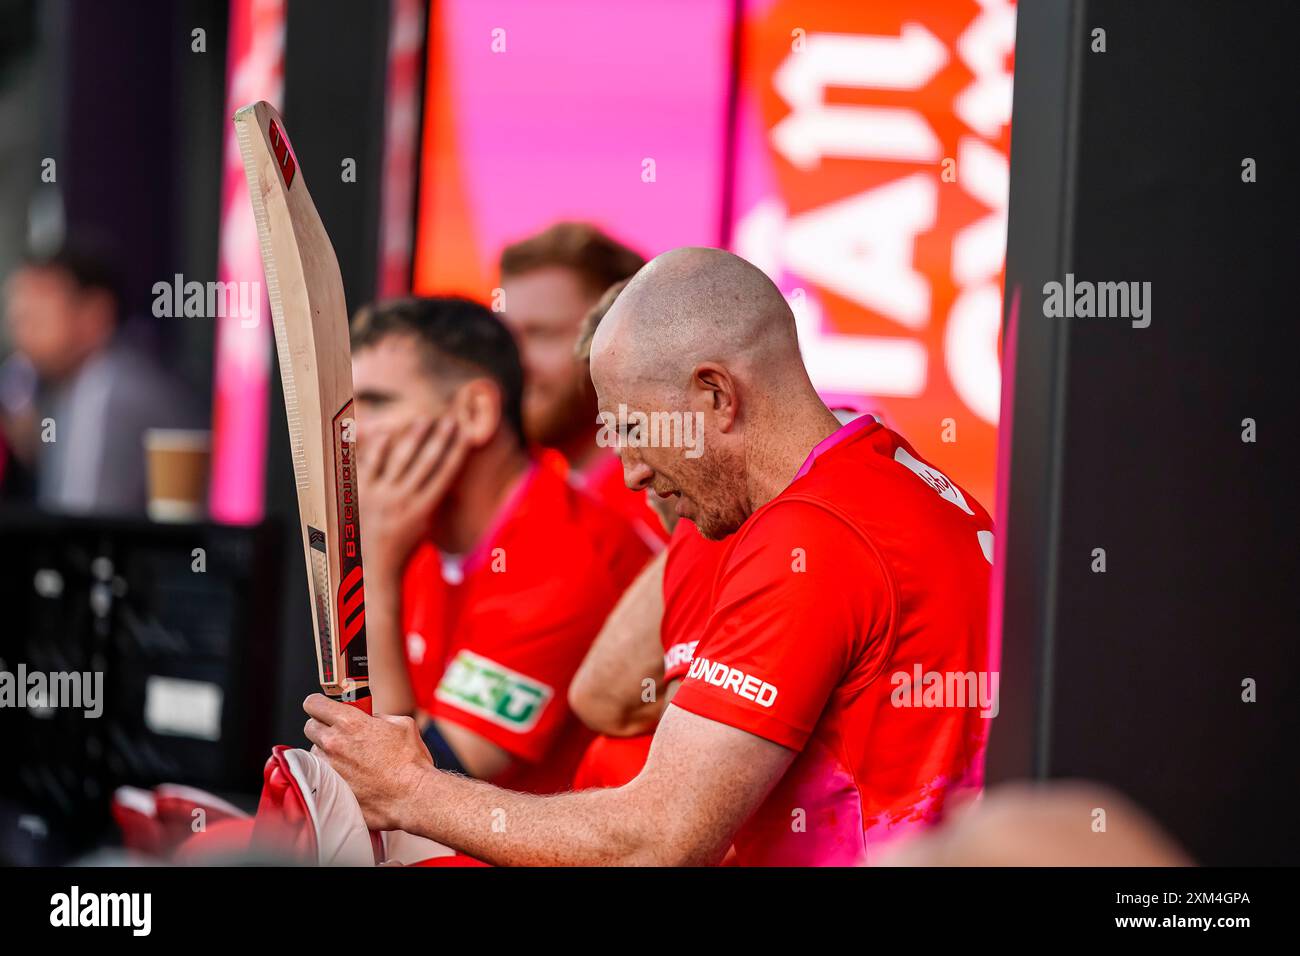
[233,100,370,713]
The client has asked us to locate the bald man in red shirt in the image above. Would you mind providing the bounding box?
[308,249,994,865]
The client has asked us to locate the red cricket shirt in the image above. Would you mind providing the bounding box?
[661,519,728,682]
[671,416,995,865]
[400,460,653,794]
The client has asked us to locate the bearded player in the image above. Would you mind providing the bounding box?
[498,222,665,546]
[351,297,651,793]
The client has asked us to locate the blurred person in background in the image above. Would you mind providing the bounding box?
[0,244,196,514]
[0,394,34,501]
[498,222,665,547]
[349,297,652,794]
[878,781,1193,867]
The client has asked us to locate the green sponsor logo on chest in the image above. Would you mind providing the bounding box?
[435,650,553,733]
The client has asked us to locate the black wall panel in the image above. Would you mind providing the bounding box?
[993,0,1299,864]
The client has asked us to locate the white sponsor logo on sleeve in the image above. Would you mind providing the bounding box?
[686,657,778,707]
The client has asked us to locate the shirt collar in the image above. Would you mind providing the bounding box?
[792,413,879,483]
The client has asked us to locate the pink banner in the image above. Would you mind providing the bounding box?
[209,0,286,524]
[413,0,735,297]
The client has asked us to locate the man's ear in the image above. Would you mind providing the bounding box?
[454,377,503,448]
[693,363,738,432]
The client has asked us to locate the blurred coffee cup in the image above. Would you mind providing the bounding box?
[144,428,211,522]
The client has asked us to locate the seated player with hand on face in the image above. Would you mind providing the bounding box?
[308,250,995,866]
[350,297,652,794]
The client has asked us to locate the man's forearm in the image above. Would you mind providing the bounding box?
[569,551,667,734]
[307,696,786,868]
[571,673,666,736]
[396,767,672,866]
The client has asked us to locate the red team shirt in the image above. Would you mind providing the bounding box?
[661,519,728,682]
[569,519,728,790]
[400,460,652,794]
[671,415,994,865]
[564,449,670,549]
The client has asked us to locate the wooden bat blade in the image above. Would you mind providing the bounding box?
[233,100,369,709]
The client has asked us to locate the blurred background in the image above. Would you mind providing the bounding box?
[0,0,1294,868]
[0,0,1012,863]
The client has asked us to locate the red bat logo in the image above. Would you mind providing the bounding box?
[333,404,367,680]
[268,118,297,188]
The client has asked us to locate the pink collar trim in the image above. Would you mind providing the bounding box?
[793,413,878,482]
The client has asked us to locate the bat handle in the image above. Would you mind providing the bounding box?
[329,685,372,715]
